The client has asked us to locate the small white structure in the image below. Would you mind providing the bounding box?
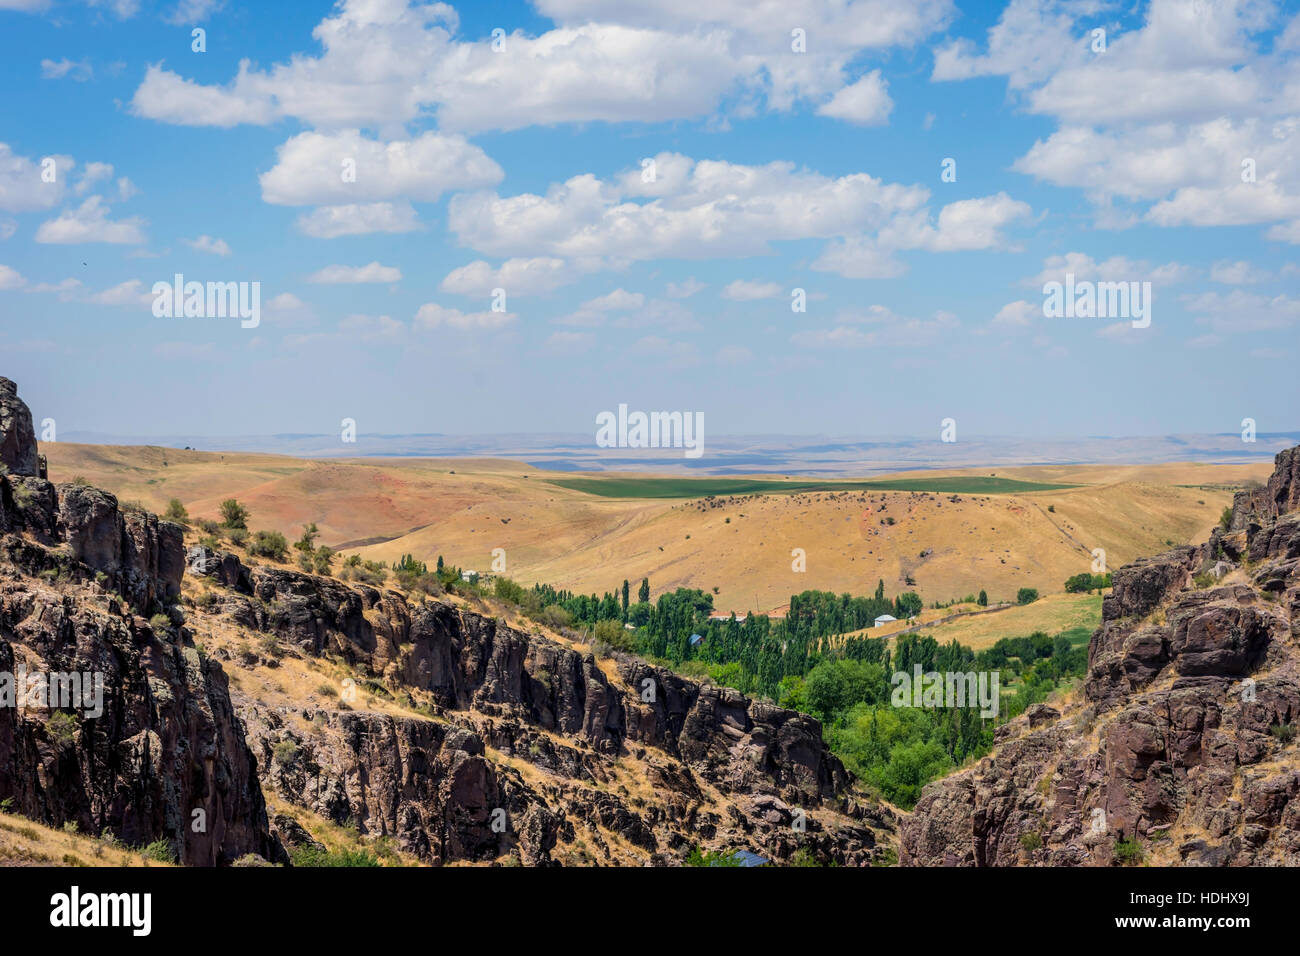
[460,570,478,583]
[873,614,897,628]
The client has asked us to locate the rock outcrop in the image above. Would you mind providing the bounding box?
[186,545,887,865]
[900,445,1300,867]
[0,377,38,478]
[0,379,281,865]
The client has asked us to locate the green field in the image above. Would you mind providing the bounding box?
[548,475,1081,499]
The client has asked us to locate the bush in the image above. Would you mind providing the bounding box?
[219,498,250,529]
[164,498,189,524]
[149,613,172,635]
[1017,588,1039,605]
[1020,830,1043,852]
[45,711,79,747]
[1114,837,1144,866]
[248,530,289,562]
[535,605,573,630]
[685,847,743,867]
[1219,506,1234,531]
[1270,723,1297,744]
[140,839,178,864]
[290,846,381,867]
[197,519,221,535]
[226,527,249,548]
[272,740,300,767]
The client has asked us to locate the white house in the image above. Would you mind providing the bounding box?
[873,614,897,628]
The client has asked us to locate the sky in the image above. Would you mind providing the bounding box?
[0,0,1298,447]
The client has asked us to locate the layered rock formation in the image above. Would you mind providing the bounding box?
[901,446,1300,866]
[188,546,887,865]
[0,382,279,865]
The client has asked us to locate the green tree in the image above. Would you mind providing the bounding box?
[638,577,650,603]
[1016,587,1039,605]
[621,579,630,617]
[977,589,988,607]
[296,523,319,552]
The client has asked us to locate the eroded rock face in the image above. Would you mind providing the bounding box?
[0,377,38,478]
[0,378,278,865]
[0,544,280,866]
[900,445,1300,867]
[195,548,886,865]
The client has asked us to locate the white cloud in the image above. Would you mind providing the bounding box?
[992,299,1039,329]
[449,153,953,263]
[1182,289,1300,333]
[665,277,705,298]
[85,279,152,306]
[339,313,405,343]
[128,0,950,133]
[1210,259,1270,284]
[307,261,402,284]
[0,144,71,212]
[583,288,644,311]
[262,292,315,327]
[295,202,420,238]
[0,265,25,290]
[815,70,892,125]
[0,218,15,240]
[260,130,502,206]
[440,257,573,297]
[722,279,782,301]
[164,0,224,26]
[41,58,92,81]
[414,302,515,331]
[35,196,145,245]
[182,234,231,256]
[1025,252,1192,288]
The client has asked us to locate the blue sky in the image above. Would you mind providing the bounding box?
[1,0,1298,444]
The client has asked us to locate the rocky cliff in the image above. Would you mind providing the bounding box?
[187,547,887,865]
[0,381,279,865]
[900,446,1300,866]
[0,376,889,866]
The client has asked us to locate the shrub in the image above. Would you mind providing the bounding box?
[1219,506,1234,531]
[290,846,381,867]
[535,605,573,630]
[164,498,189,524]
[219,498,250,529]
[197,519,221,535]
[1114,837,1144,866]
[1020,830,1043,852]
[247,530,289,562]
[272,740,300,767]
[45,711,79,748]
[1270,723,1297,744]
[226,527,249,548]
[685,847,743,867]
[313,547,335,575]
[149,613,172,635]
[1017,587,1039,605]
[140,839,178,864]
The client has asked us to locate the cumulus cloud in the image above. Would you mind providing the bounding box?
[0,144,71,212]
[414,302,515,331]
[722,279,783,301]
[295,202,420,238]
[815,71,893,125]
[41,58,92,81]
[0,264,25,290]
[260,130,502,206]
[182,234,231,255]
[128,0,950,133]
[35,196,145,244]
[440,257,573,297]
[307,261,402,284]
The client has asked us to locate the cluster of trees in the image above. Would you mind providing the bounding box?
[1064,572,1112,593]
